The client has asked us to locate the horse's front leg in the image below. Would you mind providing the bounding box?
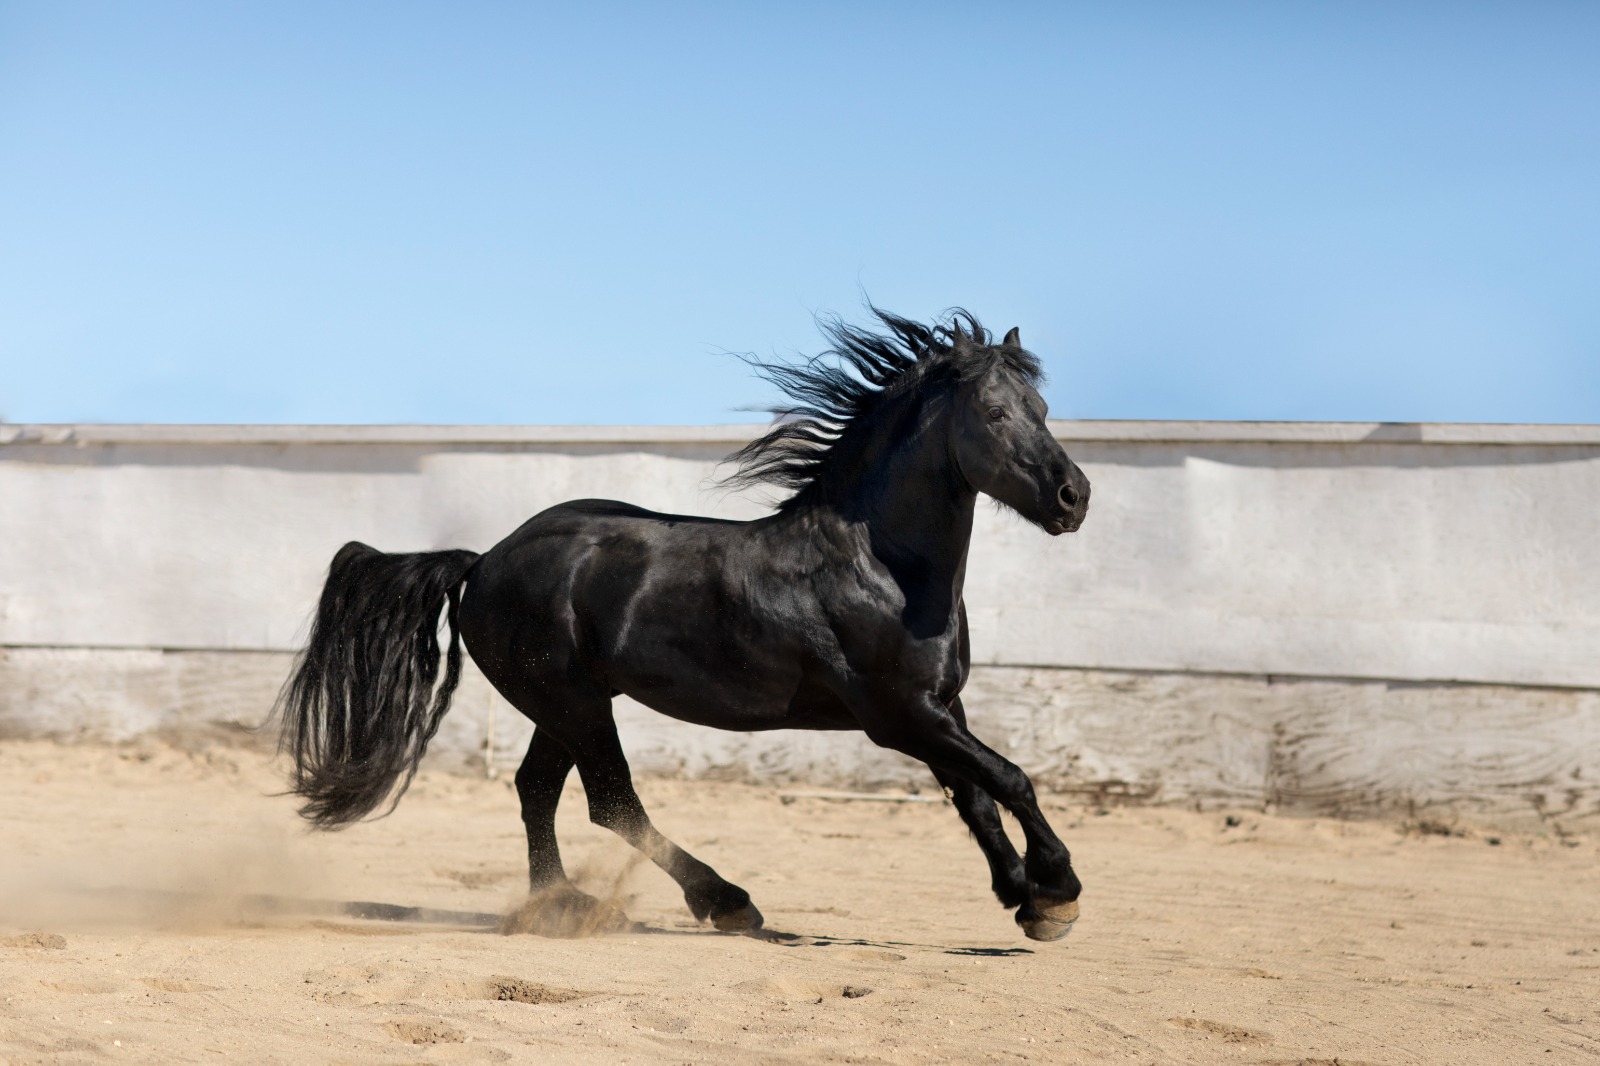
[928,698,1029,910]
[931,766,1029,909]
[867,696,1080,941]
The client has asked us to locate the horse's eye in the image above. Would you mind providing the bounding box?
[987,406,1005,421]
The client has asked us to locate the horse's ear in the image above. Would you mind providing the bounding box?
[949,319,969,347]
[1003,326,1022,349]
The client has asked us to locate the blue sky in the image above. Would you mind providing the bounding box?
[1,2,1596,425]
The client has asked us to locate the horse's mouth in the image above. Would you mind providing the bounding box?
[1045,517,1082,536]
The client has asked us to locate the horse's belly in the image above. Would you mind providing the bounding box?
[611,657,854,733]
[617,682,795,731]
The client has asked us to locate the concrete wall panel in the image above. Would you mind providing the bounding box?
[3,421,1598,821]
[7,422,1597,685]
[3,647,1593,828]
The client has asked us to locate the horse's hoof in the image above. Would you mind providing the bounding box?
[1018,898,1079,942]
[711,902,765,932]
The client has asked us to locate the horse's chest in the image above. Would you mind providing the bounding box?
[825,616,966,701]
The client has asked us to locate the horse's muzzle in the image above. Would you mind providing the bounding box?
[1047,468,1090,534]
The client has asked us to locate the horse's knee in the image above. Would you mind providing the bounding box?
[988,764,1039,808]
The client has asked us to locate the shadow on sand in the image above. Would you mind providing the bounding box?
[69,887,1036,957]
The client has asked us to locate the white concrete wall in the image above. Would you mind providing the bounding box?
[3,421,1598,823]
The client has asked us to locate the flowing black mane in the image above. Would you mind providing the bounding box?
[724,308,1044,506]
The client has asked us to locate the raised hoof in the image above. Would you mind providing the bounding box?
[1018,898,1079,942]
[711,902,765,933]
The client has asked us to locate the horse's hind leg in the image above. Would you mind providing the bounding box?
[507,727,628,935]
[570,712,763,932]
[515,728,575,891]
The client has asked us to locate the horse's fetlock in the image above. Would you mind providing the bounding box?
[1028,867,1082,904]
[685,879,756,928]
[993,883,1029,910]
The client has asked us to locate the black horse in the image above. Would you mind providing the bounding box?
[279,308,1091,941]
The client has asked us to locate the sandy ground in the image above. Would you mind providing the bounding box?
[1,740,1597,1065]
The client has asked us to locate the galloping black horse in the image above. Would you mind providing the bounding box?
[279,308,1091,941]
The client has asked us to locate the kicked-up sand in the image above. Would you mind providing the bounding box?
[0,738,1597,1065]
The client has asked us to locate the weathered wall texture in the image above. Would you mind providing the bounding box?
[3,422,1598,825]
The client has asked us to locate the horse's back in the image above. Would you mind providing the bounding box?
[457,498,813,723]
[464,498,737,616]
[539,497,738,524]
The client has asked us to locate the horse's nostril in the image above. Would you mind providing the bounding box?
[1059,484,1079,509]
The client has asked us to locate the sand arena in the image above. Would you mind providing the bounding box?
[1,738,1596,1065]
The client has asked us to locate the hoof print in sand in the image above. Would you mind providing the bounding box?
[757,978,875,1003]
[4,932,67,950]
[41,979,122,994]
[486,976,590,1005]
[141,978,221,993]
[436,867,514,890]
[386,1018,465,1045]
[300,963,594,1008]
[1167,1017,1270,1044]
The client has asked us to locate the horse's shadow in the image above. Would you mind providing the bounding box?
[635,920,1036,957]
[146,889,1038,958]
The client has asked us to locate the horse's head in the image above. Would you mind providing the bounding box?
[948,325,1089,536]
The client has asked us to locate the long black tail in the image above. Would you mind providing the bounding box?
[277,541,481,829]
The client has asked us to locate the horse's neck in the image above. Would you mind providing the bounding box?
[835,408,976,588]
